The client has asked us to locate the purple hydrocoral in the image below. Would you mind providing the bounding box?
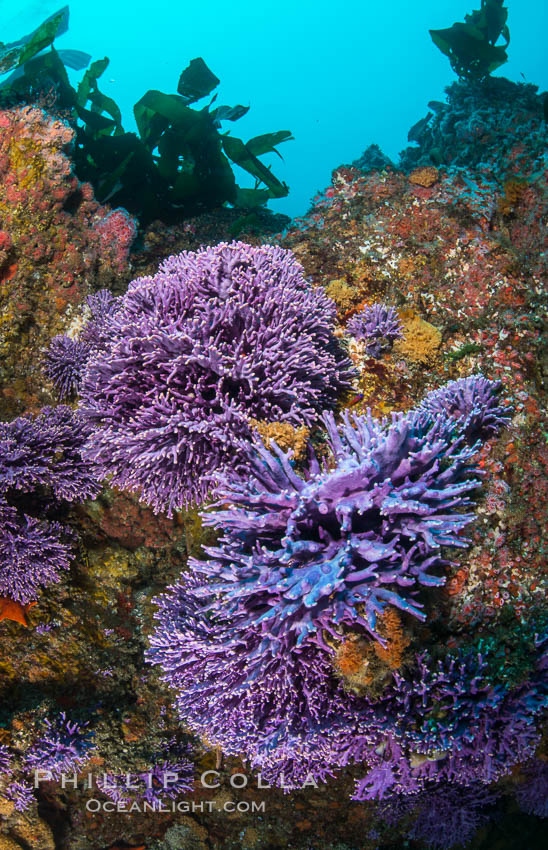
[0,497,74,602]
[0,406,99,601]
[192,376,510,651]
[346,303,403,358]
[146,576,359,789]
[375,785,498,847]
[44,290,120,399]
[148,586,547,796]
[0,405,99,501]
[44,335,91,400]
[0,743,12,775]
[352,631,548,799]
[24,713,95,779]
[148,587,547,795]
[81,289,120,339]
[515,759,548,817]
[97,751,194,804]
[147,376,545,799]
[405,785,498,849]
[4,780,34,811]
[416,374,512,441]
[78,241,354,513]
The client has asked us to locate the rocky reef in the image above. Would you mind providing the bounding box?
[0,64,546,850]
[0,105,136,418]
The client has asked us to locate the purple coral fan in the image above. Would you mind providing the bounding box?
[406,785,498,849]
[79,241,354,513]
[346,303,403,358]
[44,290,120,399]
[97,756,194,805]
[515,759,548,818]
[0,497,74,602]
[147,376,517,791]
[44,335,91,399]
[353,631,548,799]
[417,374,512,442]
[193,377,510,652]
[0,406,99,601]
[24,713,95,779]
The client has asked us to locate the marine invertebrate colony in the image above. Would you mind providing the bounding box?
[147,376,523,794]
[147,576,358,787]
[346,303,403,358]
[45,289,120,399]
[403,785,499,850]
[44,334,91,400]
[97,745,194,805]
[515,760,548,818]
[353,631,548,799]
[0,711,96,813]
[0,406,99,601]
[24,712,95,779]
[193,375,510,651]
[0,497,74,604]
[79,240,354,513]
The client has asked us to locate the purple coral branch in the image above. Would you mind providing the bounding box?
[78,241,354,513]
[347,303,403,358]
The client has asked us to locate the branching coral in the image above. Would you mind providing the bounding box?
[44,335,91,400]
[346,303,403,358]
[515,759,548,818]
[4,780,34,811]
[0,497,74,603]
[79,241,354,513]
[0,405,98,501]
[353,629,548,800]
[96,746,194,805]
[0,713,95,813]
[24,713,95,779]
[0,744,11,774]
[147,376,521,793]
[0,406,99,601]
[193,376,510,651]
[405,785,498,849]
[416,374,512,441]
[146,576,358,788]
[44,289,120,399]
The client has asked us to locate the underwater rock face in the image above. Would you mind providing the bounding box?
[0,106,136,417]
[399,76,547,177]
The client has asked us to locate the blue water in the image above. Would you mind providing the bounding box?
[3,0,548,217]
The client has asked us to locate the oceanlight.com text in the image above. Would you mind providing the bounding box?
[85,799,266,814]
